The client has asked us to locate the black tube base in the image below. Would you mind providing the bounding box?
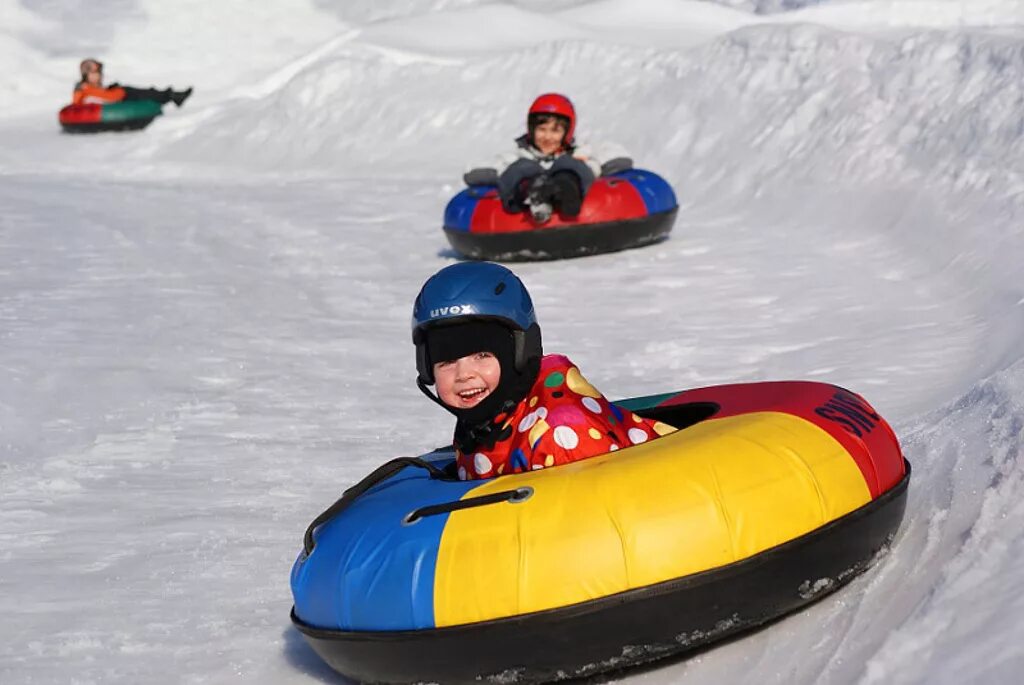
[444,208,677,262]
[60,118,157,134]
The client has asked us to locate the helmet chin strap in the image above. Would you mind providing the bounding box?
[416,376,515,422]
[416,376,522,452]
[416,376,451,412]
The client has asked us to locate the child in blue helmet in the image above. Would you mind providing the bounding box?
[413,262,673,480]
[494,93,602,224]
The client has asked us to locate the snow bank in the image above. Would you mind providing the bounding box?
[147,19,1024,223]
[0,0,347,115]
[861,358,1024,683]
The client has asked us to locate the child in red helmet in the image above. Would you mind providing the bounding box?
[495,93,602,224]
[72,58,193,107]
[413,262,675,480]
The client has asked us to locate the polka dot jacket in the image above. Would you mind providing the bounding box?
[454,354,676,480]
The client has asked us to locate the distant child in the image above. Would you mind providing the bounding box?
[412,262,674,480]
[496,93,602,224]
[73,58,193,107]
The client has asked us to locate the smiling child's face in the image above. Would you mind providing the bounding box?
[434,351,501,410]
[533,119,567,156]
[85,64,103,86]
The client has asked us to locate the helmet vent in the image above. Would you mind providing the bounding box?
[494,282,506,295]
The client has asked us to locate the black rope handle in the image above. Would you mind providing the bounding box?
[403,487,533,524]
[303,457,447,555]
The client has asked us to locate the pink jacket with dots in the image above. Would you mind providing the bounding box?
[454,354,674,480]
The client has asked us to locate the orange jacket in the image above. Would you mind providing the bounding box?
[72,83,126,106]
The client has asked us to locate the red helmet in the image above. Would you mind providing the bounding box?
[527,93,576,146]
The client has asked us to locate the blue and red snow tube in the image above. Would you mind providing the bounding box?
[443,166,678,261]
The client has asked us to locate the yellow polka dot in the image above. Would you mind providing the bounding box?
[566,367,601,399]
[497,463,505,475]
[544,455,554,467]
[529,396,539,408]
[632,413,644,423]
[653,421,677,436]
[588,427,602,440]
[528,419,550,447]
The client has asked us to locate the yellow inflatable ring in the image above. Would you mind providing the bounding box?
[291,380,908,683]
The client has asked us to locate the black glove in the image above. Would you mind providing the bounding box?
[463,168,499,187]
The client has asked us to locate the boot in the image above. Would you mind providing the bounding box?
[171,87,193,107]
[525,175,555,224]
[120,86,175,104]
[550,172,583,217]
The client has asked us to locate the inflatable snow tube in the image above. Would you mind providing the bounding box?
[58,101,163,133]
[443,168,677,261]
[290,381,908,684]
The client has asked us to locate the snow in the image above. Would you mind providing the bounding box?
[1,0,1023,683]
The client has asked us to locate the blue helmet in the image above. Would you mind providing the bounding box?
[412,262,542,385]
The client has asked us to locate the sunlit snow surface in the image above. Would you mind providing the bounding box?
[1,0,1023,683]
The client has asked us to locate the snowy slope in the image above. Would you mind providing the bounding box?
[1,0,1023,683]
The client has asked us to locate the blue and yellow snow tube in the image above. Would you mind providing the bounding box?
[290,380,909,684]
